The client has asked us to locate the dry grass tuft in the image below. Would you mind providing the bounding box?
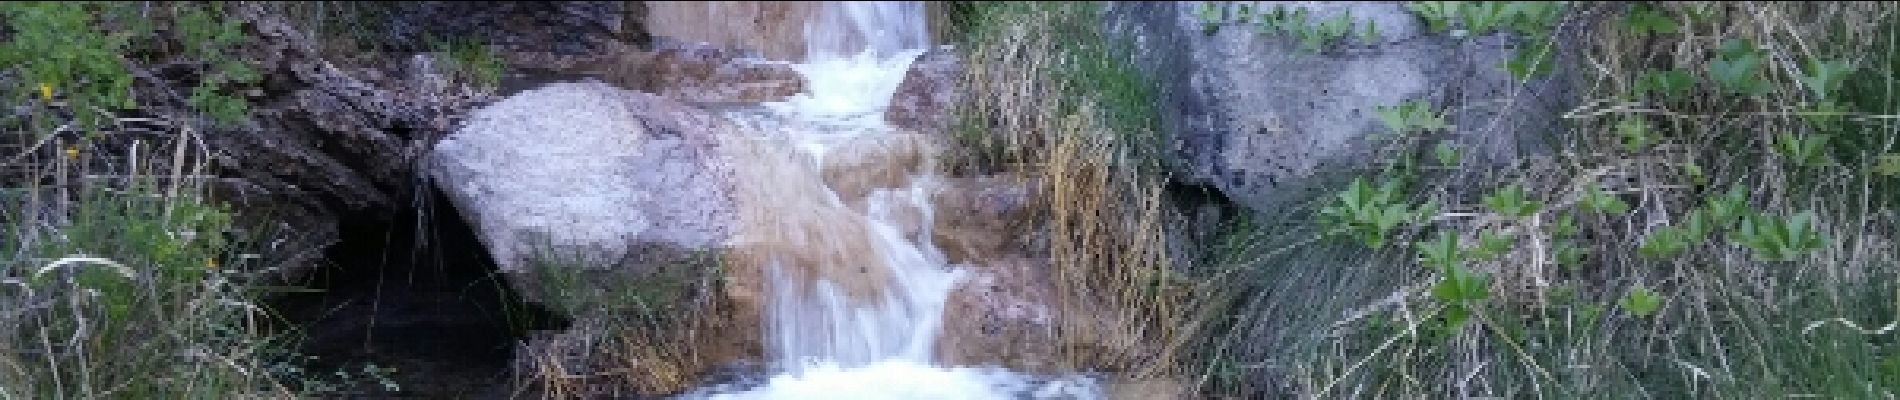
[953,1,1190,383]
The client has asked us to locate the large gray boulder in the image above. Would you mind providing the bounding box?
[429,80,737,310]
[1107,1,1576,215]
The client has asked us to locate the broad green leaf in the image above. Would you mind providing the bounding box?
[1434,142,1461,166]
[1619,285,1663,317]
[1621,4,1680,36]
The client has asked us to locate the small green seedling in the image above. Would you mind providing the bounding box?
[1618,284,1663,317]
[1322,178,1431,248]
[1682,161,1710,187]
[1552,213,1579,236]
[1616,116,1655,152]
[1375,99,1449,134]
[1579,184,1630,215]
[1417,231,1464,271]
[1505,41,1555,80]
[1875,154,1900,176]
[1483,183,1542,218]
[1635,69,1694,101]
[1553,242,1586,269]
[1730,211,1827,262]
[1468,229,1515,260]
[1621,3,1679,36]
[1708,38,1772,96]
[1434,142,1461,166]
[1701,185,1750,226]
[1638,225,1692,260]
[1771,133,1831,167]
[1432,265,1492,303]
[1458,1,1510,35]
[1405,1,1462,34]
[1197,2,1223,35]
[1798,58,1855,100]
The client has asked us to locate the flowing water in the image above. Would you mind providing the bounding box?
[679,2,1099,399]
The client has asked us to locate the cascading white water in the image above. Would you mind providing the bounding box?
[680,2,1098,399]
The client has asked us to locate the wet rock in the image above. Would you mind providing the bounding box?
[938,257,1060,370]
[1106,1,1577,216]
[429,80,738,307]
[887,47,963,133]
[929,176,1037,264]
[622,44,808,104]
[643,1,820,61]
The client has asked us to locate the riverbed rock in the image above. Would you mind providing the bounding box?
[429,80,738,309]
[635,45,808,104]
[1106,1,1576,216]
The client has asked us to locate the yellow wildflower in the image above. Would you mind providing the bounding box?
[38,83,52,101]
[206,259,219,271]
[64,146,78,160]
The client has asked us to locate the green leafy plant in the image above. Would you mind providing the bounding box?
[1505,40,1556,80]
[1406,1,1562,37]
[1251,5,1360,52]
[1638,225,1693,260]
[1458,1,1511,35]
[1771,133,1832,167]
[1375,99,1449,134]
[1196,2,1223,35]
[173,3,258,126]
[1321,177,1430,248]
[1434,142,1461,166]
[1621,3,1680,36]
[1579,183,1631,215]
[1551,213,1579,236]
[1417,231,1464,271]
[1431,264,1491,329]
[1616,116,1656,152]
[1310,11,1356,51]
[1876,153,1900,176]
[0,2,138,130]
[1635,69,1694,101]
[1730,211,1827,262]
[1618,284,1663,317]
[1360,18,1381,44]
[1483,183,1542,218]
[1708,38,1772,96]
[1681,161,1710,187]
[0,2,258,130]
[1432,265,1491,302]
[1468,229,1515,260]
[1553,242,1586,269]
[1797,58,1856,100]
[1406,1,1463,34]
[1701,185,1751,226]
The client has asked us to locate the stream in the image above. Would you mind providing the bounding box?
[676,2,1097,399]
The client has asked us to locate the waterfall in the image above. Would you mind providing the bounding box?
[681,2,1097,399]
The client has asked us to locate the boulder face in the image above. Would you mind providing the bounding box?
[886,47,963,133]
[1106,1,1575,215]
[429,80,737,306]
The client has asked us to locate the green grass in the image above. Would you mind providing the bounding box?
[431,36,505,90]
[947,1,1166,175]
[1181,2,1900,398]
[0,179,293,398]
